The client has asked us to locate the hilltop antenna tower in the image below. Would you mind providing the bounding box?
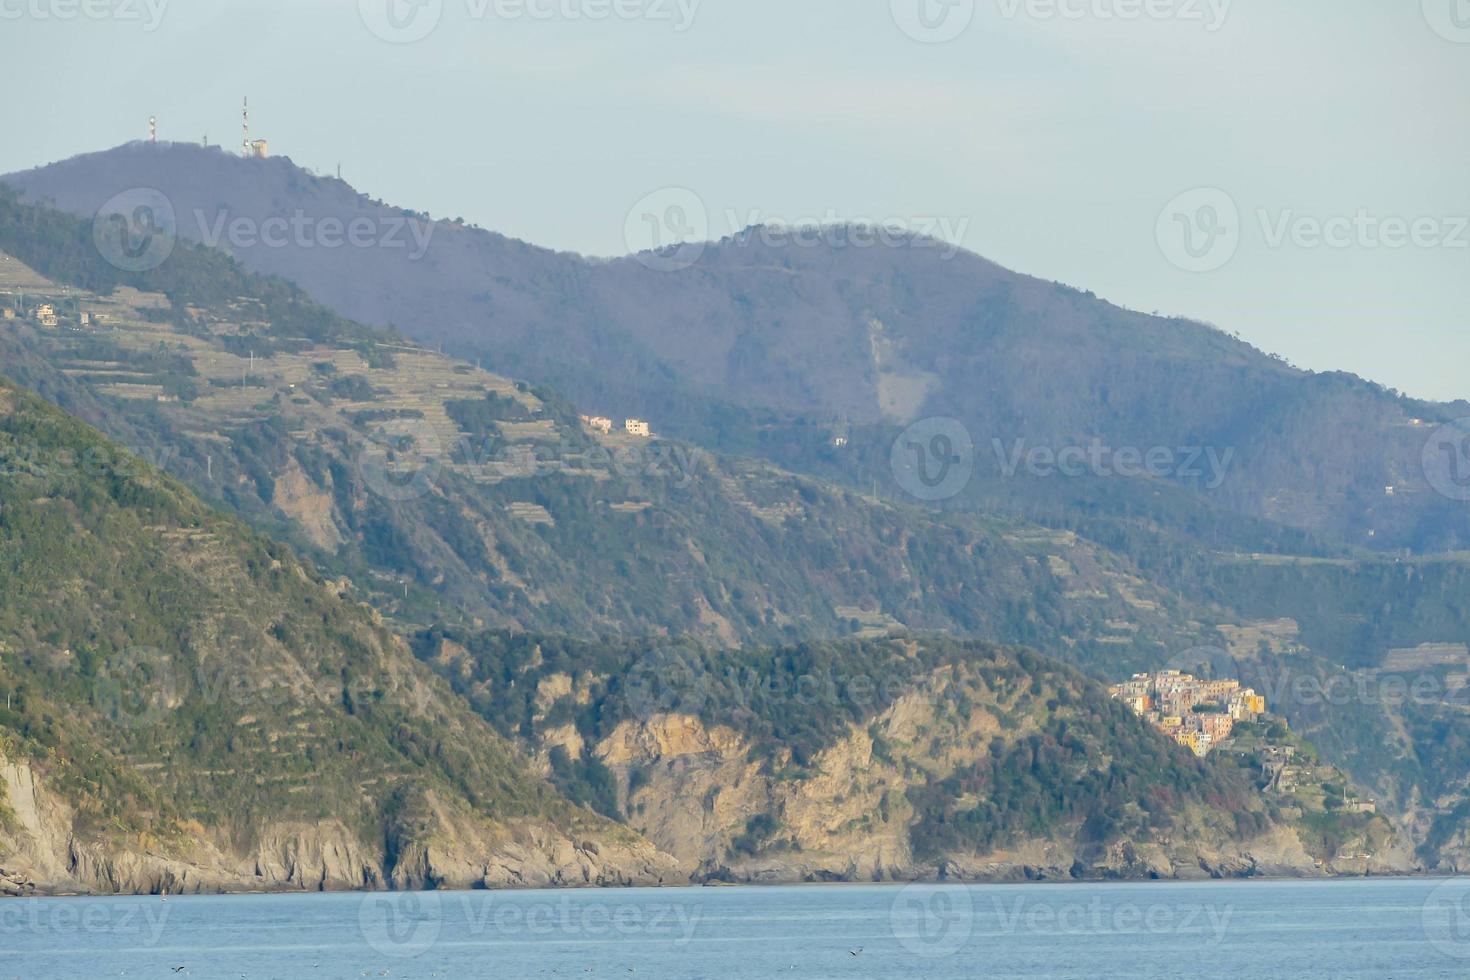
[149,116,157,143]
[241,98,269,158]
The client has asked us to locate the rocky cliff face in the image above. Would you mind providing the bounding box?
[0,751,675,896]
[592,709,1416,884]
[575,648,1418,885]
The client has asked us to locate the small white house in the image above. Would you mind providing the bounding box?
[625,419,651,438]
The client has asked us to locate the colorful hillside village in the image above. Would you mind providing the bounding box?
[1109,670,1267,757]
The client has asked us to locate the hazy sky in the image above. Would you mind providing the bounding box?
[4,0,1468,401]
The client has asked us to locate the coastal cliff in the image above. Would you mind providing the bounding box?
[0,750,675,896]
[428,634,1417,888]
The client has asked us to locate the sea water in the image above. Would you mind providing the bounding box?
[5,877,1469,978]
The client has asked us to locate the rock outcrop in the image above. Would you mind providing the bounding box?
[0,750,677,896]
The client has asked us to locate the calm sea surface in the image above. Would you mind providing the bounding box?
[5,877,1470,978]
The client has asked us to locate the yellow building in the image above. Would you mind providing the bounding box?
[1174,730,1207,756]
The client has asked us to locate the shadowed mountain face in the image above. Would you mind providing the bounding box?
[7,141,1470,552]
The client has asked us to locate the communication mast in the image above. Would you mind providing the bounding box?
[149,116,157,142]
[241,97,269,158]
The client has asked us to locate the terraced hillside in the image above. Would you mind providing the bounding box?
[10,142,1469,554]
[0,372,1406,891]
[0,188,1219,664]
[0,374,673,895]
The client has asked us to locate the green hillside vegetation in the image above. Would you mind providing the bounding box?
[12,144,1466,553]
[414,630,1393,867]
[1,187,1465,870]
[0,189,1212,664]
[0,374,608,874]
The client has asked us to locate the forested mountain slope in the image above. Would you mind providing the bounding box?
[8,142,1468,553]
[0,374,673,895]
[1,182,1467,873]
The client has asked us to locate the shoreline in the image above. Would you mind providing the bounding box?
[3,868,1456,901]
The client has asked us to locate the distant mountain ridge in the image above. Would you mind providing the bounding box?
[7,141,1469,552]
